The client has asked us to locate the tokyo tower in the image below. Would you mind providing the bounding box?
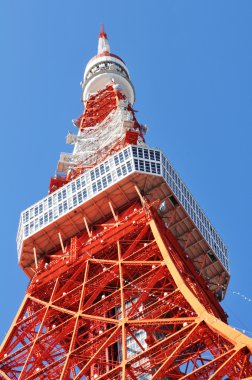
[0,26,252,379]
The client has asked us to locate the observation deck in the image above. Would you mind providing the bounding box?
[17,145,229,298]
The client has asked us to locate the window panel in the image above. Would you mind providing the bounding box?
[18,147,228,272]
[126,161,132,172]
[138,148,143,158]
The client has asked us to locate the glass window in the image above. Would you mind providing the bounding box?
[68,198,73,210]
[132,146,137,157]
[43,199,48,211]
[134,159,139,170]
[76,178,81,190]
[107,173,112,183]
[126,161,132,172]
[73,195,77,207]
[97,179,102,191]
[62,189,67,199]
[151,162,156,173]
[71,182,76,193]
[119,152,124,162]
[177,191,181,202]
[53,206,58,219]
[100,164,105,175]
[145,161,150,173]
[114,156,119,166]
[117,167,122,177]
[24,225,29,237]
[95,167,100,178]
[139,160,144,171]
[102,177,107,187]
[105,161,110,172]
[191,212,195,223]
[44,212,48,224]
[122,164,127,175]
[77,191,82,203]
[23,211,29,223]
[82,189,87,199]
[39,203,43,214]
[58,192,62,202]
[124,149,129,159]
[150,150,155,160]
[67,184,71,195]
[90,170,95,181]
[138,148,143,158]
[80,176,86,187]
[155,151,160,161]
[30,221,34,234]
[53,193,57,205]
[144,149,149,159]
[63,201,68,211]
[202,226,206,238]
[49,210,53,222]
[59,204,63,215]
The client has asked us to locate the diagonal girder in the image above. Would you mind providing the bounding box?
[0,202,251,379]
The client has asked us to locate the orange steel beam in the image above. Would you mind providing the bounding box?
[59,261,89,379]
[117,241,127,379]
[149,218,252,351]
[74,326,121,380]
[0,202,251,378]
[151,322,200,379]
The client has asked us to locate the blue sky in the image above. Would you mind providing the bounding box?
[0,0,252,341]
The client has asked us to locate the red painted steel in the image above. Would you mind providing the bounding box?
[0,202,251,379]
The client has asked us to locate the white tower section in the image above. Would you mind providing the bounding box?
[57,27,144,177]
[82,26,135,104]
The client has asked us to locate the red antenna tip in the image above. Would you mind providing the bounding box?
[99,23,107,39]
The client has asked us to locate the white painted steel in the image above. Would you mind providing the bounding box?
[17,146,229,274]
[84,55,129,82]
[83,72,135,104]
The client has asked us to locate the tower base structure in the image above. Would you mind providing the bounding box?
[0,200,251,379]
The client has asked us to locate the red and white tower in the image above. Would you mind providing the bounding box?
[0,27,252,379]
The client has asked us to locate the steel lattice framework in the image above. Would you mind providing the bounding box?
[1,27,252,379]
[0,201,252,379]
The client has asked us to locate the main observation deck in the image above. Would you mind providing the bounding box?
[17,145,229,298]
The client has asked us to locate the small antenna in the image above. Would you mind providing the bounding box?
[99,23,107,38]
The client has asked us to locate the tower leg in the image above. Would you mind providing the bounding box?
[0,202,251,379]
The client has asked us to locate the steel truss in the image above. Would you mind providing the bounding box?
[0,201,251,379]
[70,83,145,175]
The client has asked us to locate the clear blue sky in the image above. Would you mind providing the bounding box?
[0,0,252,341]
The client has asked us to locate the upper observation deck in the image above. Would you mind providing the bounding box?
[17,145,229,298]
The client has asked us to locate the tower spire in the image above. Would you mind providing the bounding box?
[82,26,135,104]
[98,23,110,54]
